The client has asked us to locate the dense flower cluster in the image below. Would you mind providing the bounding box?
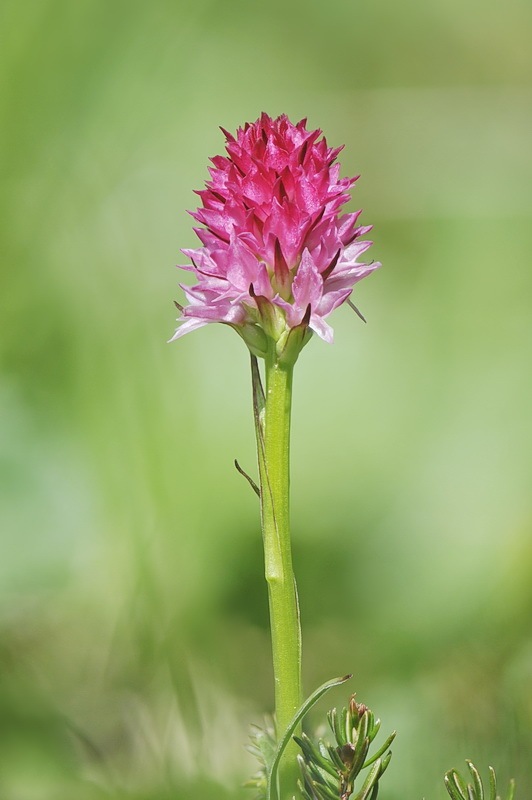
[171,113,379,358]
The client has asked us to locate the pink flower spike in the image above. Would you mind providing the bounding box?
[171,114,379,363]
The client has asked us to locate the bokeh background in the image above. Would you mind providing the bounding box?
[1,0,531,798]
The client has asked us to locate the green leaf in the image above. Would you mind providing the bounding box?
[445,764,517,800]
[467,761,484,800]
[327,742,348,772]
[362,731,396,769]
[347,737,370,783]
[488,766,497,800]
[380,751,392,772]
[368,784,380,800]
[328,706,346,747]
[445,770,469,800]
[367,715,380,745]
[352,758,382,800]
[293,735,338,779]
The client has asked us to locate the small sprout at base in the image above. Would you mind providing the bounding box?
[297,695,394,800]
[444,762,516,800]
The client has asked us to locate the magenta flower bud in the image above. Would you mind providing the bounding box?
[171,113,379,362]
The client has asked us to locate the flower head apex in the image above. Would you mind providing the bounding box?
[171,113,380,363]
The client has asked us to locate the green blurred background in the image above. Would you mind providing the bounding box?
[1,0,531,797]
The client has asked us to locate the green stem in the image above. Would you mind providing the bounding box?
[252,350,302,799]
